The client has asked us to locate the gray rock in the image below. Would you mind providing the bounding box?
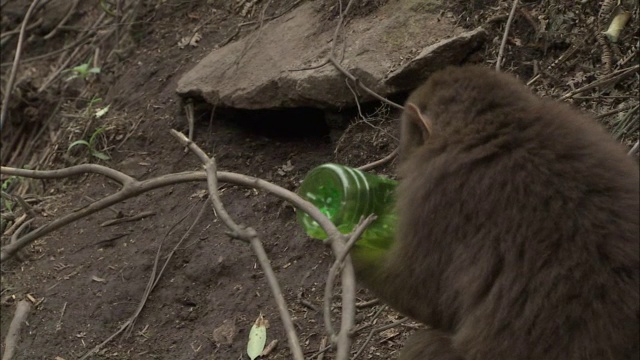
[176,0,486,110]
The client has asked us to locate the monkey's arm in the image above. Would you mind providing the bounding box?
[350,244,426,321]
[351,245,467,359]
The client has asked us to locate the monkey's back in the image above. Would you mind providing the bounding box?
[395,66,639,360]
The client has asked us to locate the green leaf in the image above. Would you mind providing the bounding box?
[72,63,90,74]
[247,314,268,360]
[91,150,111,160]
[89,127,106,146]
[1,176,16,191]
[68,140,90,152]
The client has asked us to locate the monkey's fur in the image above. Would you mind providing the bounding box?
[350,65,639,359]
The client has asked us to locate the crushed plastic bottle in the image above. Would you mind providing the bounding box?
[296,163,398,251]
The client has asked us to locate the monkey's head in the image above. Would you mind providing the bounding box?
[398,65,535,164]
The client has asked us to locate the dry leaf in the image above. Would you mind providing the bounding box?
[91,275,106,283]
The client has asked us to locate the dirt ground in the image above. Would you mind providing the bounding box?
[1,0,638,359]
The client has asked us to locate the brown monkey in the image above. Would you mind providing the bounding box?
[350,65,639,359]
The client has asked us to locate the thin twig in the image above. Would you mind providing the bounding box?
[1,0,42,130]
[126,202,205,336]
[0,161,341,261]
[0,32,94,68]
[80,202,204,359]
[292,0,403,110]
[0,129,359,359]
[10,219,34,246]
[317,336,328,360]
[2,213,27,238]
[496,0,519,72]
[329,56,403,110]
[352,317,409,360]
[0,18,42,41]
[330,0,356,59]
[323,215,376,340]
[560,64,639,101]
[594,104,634,119]
[43,0,79,40]
[355,298,380,308]
[357,148,398,171]
[172,130,305,360]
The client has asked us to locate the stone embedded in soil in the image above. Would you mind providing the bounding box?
[176,0,487,111]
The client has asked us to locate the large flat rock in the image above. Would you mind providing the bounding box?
[176,1,486,110]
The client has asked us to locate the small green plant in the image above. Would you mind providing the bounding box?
[1,176,18,212]
[1,176,17,191]
[68,127,111,160]
[65,61,101,81]
[83,96,110,119]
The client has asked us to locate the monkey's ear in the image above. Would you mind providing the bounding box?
[405,102,433,141]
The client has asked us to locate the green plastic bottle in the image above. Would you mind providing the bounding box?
[296,163,398,251]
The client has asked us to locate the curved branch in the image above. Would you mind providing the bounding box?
[323,215,376,338]
[1,131,359,359]
[170,129,305,359]
[0,164,340,260]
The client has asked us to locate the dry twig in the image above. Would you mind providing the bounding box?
[43,0,79,40]
[323,215,377,338]
[171,129,305,359]
[357,148,398,171]
[0,158,342,261]
[496,0,519,72]
[1,130,360,359]
[353,317,409,360]
[79,202,205,359]
[560,64,639,101]
[0,0,42,130]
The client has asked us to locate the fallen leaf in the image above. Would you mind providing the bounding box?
[95,105,110,118]
[247,313,268,360]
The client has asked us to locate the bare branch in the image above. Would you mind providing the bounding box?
[560,64,639,101]
[79,202,204,360]
[496,0,519,72]
[357,148,398,171]
[0,161,340,261]
[171,129,305,360]
[1,0,42,130]
[329,56,404,110]
[353,317,409,360]
[323,215,377,338]
[1,130,360,359]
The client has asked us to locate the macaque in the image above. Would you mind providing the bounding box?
[350,65,639,359]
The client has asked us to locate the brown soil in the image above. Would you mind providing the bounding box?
[1,0,638,359]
